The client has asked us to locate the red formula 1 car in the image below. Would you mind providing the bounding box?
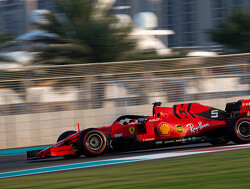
[27,99,250,159]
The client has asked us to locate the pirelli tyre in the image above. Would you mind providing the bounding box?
[57,130,80,159]
[229,117,250,144]
[57,130,77,143]
[77,128,107,157]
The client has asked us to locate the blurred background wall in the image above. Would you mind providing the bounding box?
[0,53,250,149]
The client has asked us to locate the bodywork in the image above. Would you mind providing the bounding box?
[27,99,250,160]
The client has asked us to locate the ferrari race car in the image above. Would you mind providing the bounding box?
[27,99,250,160]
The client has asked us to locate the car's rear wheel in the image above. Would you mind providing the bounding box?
[229,117,250,144]
[57,130,79,159]
[77,128,107,157]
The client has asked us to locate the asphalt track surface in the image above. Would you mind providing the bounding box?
[0,142,238,174]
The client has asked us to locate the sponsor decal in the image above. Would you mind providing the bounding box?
[143,138,155,141]
[182,138,187,142]
[186,122,209,133]
[185,136,208,141]
[175,124,183,133]
[173,103,196,119]
[114,133,123,138]
[155,141,163,145]
[162,113,168,118]
[158,123,172,136]
[211,110,219,118]
[241,102,250,111]
[149,118,160,122]
[164,140,175,144]
[129,127,135,134]
[157,112,168,118]
[242,102,250,106]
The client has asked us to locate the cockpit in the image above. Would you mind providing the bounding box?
[113,115,147,125]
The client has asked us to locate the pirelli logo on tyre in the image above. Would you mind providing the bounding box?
[158,123,172,136]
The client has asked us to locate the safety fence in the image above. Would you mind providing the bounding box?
[0,53,250,149]
[0,53,250,115]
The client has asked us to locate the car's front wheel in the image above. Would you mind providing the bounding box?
[57,130,77,143]
[77,128,107,157]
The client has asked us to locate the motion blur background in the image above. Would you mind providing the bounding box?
[0,0,250,149]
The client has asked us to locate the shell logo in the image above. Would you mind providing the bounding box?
[243,103,245,106]
[158,123,172,136]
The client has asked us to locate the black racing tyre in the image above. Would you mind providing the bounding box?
[228,117,250,144]
[77,128,107,157]
[57,130,77,143]
[57,130,79,159]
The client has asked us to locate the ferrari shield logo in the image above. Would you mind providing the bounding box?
[129,127,135,134]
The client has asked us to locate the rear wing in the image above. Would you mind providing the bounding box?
[224,99,250,118]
